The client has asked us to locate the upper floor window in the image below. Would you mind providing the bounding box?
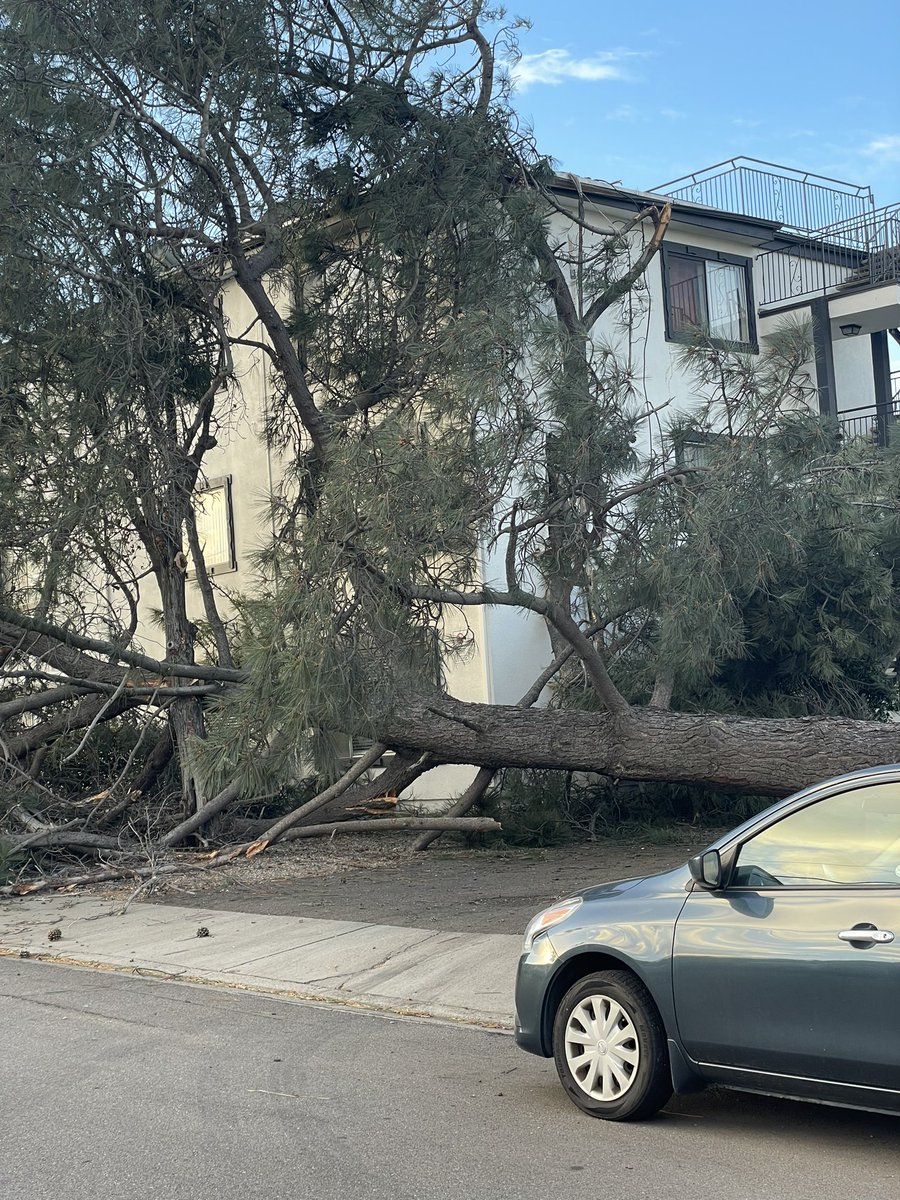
[188,476,236,575]
[662,243,757,352]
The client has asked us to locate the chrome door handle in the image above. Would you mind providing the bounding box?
[838,928,894,944]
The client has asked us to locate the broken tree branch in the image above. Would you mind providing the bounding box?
[582,202,671,331]
[413,767,496,852]
[0,817,501,898]
[243,740,389,857]
[0,606,244,684]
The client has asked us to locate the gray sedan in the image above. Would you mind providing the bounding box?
[514,764,900,1120]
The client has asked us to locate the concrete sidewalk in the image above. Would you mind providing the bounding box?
[0,894,521,1027]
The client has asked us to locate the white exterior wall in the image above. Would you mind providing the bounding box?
[132,191,891,804]
[133,279,286,660]
[832,335,878,415]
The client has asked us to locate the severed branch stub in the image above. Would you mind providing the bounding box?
[424,705,485,734]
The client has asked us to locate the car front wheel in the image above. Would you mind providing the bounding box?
[552,970,672,1121]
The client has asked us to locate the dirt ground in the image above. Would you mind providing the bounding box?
[139,826,725,935]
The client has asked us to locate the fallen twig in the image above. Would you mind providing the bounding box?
[0,816,501,897]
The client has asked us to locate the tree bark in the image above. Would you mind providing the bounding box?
[1,692,144,759]
[9,829,123,853]
[378,698,900,797]
[131,727,175,796]
[151,554,207,813]
[273,816,500,841]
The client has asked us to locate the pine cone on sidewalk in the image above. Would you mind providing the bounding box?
[196,926,211,938]
[47,928,62,942]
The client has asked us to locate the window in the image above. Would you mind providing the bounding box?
[662,243,756,351]
[348,736,393,769]
[188,476,236,575]
[673,429,717,468]
[732,783,900,887]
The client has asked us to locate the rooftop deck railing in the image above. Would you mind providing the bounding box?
[653,158,899,308]
[652,157,875,233]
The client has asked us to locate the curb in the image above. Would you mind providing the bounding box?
[0,945,516,1032]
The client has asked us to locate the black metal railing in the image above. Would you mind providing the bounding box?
[652,158,874,233]
[839,403,898,447]
[756,202,900,307]
[653,157,900,315]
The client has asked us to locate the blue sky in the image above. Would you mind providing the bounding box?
[499,0,900,206]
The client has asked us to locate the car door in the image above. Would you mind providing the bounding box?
[672,781,900,1095]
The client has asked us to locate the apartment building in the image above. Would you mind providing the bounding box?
[170,157,900,801]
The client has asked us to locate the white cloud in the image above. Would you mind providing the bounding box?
[862,135,900,163]
[605,104,638,121]
[510,48,632,90]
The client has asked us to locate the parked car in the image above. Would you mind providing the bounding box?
[514,765,900,1121]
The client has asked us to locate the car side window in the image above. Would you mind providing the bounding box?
[732,782,900,887]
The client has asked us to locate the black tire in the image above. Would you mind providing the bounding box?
[552,969,672,1121]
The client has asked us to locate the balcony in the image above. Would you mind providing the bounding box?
[838,372,900,447]
[654,158,900,313]
[839,402,898,447]
[756,204,900,310]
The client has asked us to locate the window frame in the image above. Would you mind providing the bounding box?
[728,781,900,890]
[672,427,720,468]
[188,474,237,577]
[661,241,758,353]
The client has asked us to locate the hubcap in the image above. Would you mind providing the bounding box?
[564,994,640,1102]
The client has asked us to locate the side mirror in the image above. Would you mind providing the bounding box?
[689,849,723,889]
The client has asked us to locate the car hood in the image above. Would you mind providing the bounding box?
[578,863,692,904]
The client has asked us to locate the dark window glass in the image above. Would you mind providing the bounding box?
[733,783,900,887]
[668,255,706,333]
[666,251,751,346]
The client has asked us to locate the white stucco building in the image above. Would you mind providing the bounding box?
[155,156,900,802]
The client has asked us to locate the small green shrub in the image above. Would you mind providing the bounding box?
[476,769,772,848]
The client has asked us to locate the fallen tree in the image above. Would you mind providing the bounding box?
[1,0,899,891]
[380,698,900,797]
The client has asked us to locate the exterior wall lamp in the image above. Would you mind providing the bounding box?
[840,323,863,336]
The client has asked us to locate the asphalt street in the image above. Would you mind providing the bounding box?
[1,960,896,1200]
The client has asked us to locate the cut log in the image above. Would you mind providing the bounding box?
[275,816,500,841]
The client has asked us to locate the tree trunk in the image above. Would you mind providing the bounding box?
[379,698,900,797]
[132,726,174,796]
[153,553,207,814]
